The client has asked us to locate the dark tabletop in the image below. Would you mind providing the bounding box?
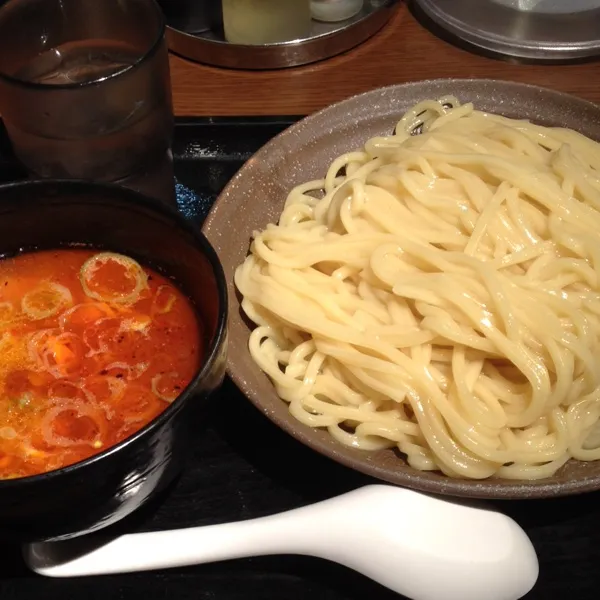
[1,118,600,600]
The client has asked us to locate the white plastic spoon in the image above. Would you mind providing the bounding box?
[24,485,538,600]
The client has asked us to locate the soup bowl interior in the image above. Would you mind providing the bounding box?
[203,78,600,500]
[0,179,227,541]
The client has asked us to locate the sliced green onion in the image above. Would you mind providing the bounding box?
[22,282,73,320]
[80,252,148,305]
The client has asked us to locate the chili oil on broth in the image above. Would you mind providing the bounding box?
[0,248,203,480]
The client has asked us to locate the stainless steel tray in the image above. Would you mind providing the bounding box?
[414,0,600,61]
[161,0,399,70]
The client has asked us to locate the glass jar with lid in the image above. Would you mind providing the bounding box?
[222,0,312,45]
[310,0,364,22]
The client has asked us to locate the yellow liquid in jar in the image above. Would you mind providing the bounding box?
[222,0,312,45]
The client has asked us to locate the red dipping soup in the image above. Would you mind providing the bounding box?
[0,249,203,479]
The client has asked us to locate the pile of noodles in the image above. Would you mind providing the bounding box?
[235,97,600,480]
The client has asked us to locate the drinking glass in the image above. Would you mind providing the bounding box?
[0,0,175,203]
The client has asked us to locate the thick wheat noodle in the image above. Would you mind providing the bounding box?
[234,96,600,480]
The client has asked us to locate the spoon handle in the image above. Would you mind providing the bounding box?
[25,503,317,577]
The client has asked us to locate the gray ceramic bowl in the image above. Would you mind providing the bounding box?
[203,79,600,499]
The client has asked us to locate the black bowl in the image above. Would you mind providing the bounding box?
[0,180,228,542]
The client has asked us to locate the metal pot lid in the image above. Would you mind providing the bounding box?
[414,0,600,61]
